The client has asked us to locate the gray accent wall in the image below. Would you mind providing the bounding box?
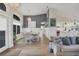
[23,14,47,28]
[23,16,28,28]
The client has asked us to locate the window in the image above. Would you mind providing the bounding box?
[13,25,20,34]
[50,18,56,26]
[13,14,20,21]
[13,25,16,34]
[17,25,20,34]
[0,3,6,12]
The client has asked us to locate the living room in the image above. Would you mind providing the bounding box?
[0,3,79,56]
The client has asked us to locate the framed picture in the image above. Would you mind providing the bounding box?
[50,18,56,26]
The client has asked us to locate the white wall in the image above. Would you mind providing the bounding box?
[0,3,23,53]
[11,5,23,40]
[0,15,8,53]
[23,28,41,34]
[56,16,79,37]
[0,4,13,52]
[23,27,51,40]
[44,28,50,39]
[0,16,7,30]
[48,8,79,38]
[6,4,14,48]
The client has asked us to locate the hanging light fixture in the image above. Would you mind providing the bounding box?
[28,17,31,21]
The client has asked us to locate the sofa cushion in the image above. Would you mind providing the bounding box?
[76,37,79,44]
[62,37,71,45]
[70,37,76,44]
[63,45,79,51]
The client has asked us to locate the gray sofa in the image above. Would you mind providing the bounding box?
[63,45,79,51]
[62,37,79,51]
[49,36,79,55]
[62,37,79,56]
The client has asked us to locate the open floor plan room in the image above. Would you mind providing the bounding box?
[0,3,79,56]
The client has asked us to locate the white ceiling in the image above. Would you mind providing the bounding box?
[18,3,79,19]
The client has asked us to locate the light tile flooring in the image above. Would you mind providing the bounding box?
[0,36,54,56]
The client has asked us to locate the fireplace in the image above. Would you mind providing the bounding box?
[0,31,5,48]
